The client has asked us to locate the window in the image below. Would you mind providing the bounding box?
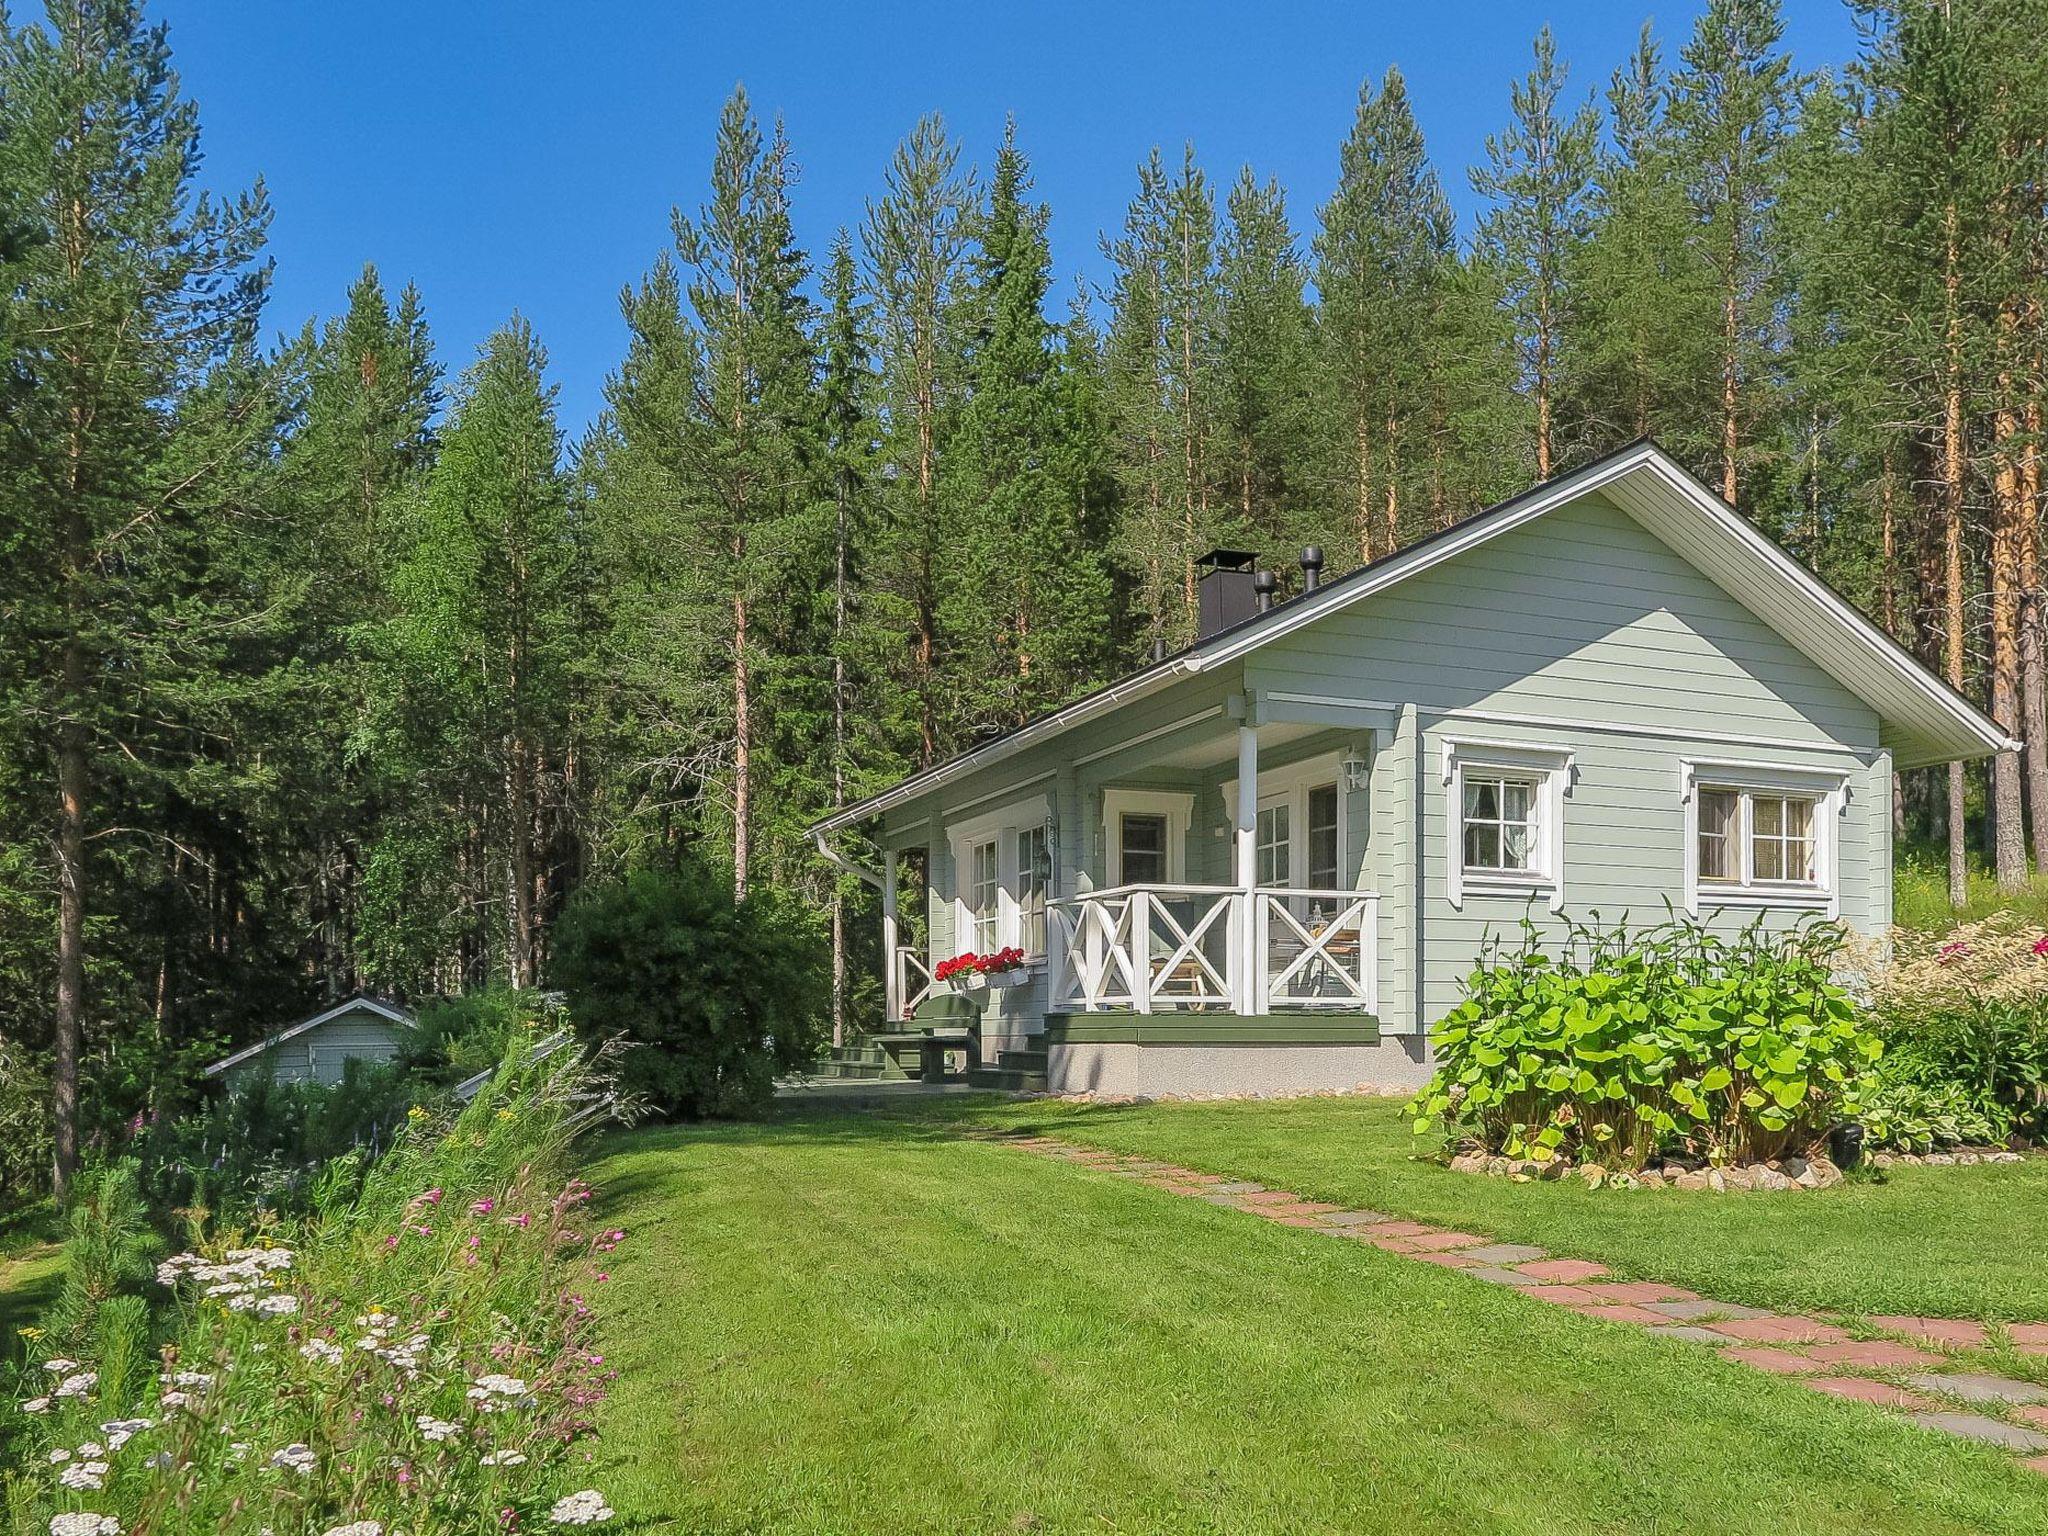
[1462,772,1540,874]
[969,839,1000,951]
[946,794,1052,963]
[1016,825,1048,956]
[1119,813,1168,885]
[1306,784,1341,890]
[1696,786,1820,890]
[1681,762,1843,915]
[1441,738,1573,911]
[1256,803,1291,886]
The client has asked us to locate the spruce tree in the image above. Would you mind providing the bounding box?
[864,113,975,762]
[1471,26,1601,480]
[1314,68,1456,560]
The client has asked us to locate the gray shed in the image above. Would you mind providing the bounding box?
[204,995,415,1087]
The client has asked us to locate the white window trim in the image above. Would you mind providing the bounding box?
[1100,788,1193,886]
[946,794,1051,961]
[1679,760,1845,917]
[1441,737,1574,912]
[1219,749,1353,891]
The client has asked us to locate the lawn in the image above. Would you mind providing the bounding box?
[942,1095,2048,1323]
[584,1112,2048,1535]
[0,1242,62,1356]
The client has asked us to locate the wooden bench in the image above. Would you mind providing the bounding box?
[872,993,981,1081]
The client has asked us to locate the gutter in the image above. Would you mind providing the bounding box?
[812,828,884,890]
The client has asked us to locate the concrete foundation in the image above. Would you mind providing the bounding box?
[1046,1037,1433,1098]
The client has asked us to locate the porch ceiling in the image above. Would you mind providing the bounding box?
[1135,718,1326,774]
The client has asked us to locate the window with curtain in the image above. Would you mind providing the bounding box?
[1698,786,1819,889]
[1462,772,1540,873]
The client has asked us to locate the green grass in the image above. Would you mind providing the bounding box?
[585,1113,2048,1534]
[937,1095,2048,1322]
[0,1242,63,1355]
[1894,851,2048,932]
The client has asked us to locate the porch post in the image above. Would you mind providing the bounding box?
[1235,724,1259,1013]
[881,852,900,1023]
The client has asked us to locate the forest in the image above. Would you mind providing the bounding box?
[1,0,2045,1195]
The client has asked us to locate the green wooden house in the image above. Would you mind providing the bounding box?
[811,442,2012,1097]
[204,995,415,1087]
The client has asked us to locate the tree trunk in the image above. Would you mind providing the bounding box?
[1881,461,1907,839]
[1943,204,1969,909]
[2022,376,2048,873]
[1353,410,1374,563]
[507,733,535,986]
[732,577,752,905]
[53,651,86,1201]
[1991,307,2028,886]
[831,464,849,1048]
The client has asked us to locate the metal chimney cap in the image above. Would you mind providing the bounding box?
[1300,545,1325,569]
[1195,548,1258,573]
[1252,569,1278,592]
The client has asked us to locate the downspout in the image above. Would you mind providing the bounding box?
[812,829,884,890]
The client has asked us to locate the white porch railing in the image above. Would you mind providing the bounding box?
[1048,885,1378,1015]
[892,945,933,1021]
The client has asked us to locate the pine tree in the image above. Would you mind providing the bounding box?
[1471,26,1601,480]
[0,0,271,1193]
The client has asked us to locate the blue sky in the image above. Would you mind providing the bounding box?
[152,1,1865,438]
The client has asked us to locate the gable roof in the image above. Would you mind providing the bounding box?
[204,994,415,1077]
[814,440,2011,835]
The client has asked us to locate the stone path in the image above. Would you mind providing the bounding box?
[999,1134,2048,1477]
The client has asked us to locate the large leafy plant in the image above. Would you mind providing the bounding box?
[1410,916,1880,1168]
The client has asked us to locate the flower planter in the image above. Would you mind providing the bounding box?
[982,968,1028,990]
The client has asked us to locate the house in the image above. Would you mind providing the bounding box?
[203,995,415,1087]
[810,441,2012,1098]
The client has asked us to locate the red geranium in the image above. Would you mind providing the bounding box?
[934,946,1028,982]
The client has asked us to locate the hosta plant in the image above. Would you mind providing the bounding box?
[1410,915,1880,1169]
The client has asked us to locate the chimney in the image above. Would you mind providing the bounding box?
[1254,570,1277,613]
[1300,545,1324,592]
[1194,548,1259,638]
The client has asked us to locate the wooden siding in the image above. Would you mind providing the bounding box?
[878,489,1893,1045]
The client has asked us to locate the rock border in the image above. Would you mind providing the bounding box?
[1449,1146,2026,1190]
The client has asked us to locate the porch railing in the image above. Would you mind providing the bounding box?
[891,945,933,1022]
[1047,885,1379,1015]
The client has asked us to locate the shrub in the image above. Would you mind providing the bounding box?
[552,862,830,1118]
[3,1037,629,1534]
[1861,911,2048,1143]
[401,987,555,1087]
[1410,916,1880,1168]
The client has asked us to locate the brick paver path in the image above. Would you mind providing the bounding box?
[997,1133,2048,1477]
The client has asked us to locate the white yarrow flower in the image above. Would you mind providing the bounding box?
[53,1371,97,1400]
[414,1414,461,1443]
[99,1418,153,1451]
[268,1442,316,1475]
[58,1460,109,1491]
[480,1448,527,1466]
[21,1395,51,1413]
[319,1522,383,1536]
[548,1489,615,1525]
[299,1338,345,1364]
[49,1515,121,1536]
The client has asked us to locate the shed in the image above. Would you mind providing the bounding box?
[204,995,415,1087]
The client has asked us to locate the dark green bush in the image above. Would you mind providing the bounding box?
[551,861,830,1118]
[1411,916,1880,1168]
[401,986,554,1086]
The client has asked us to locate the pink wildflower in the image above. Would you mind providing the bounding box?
[1938,939,1970,964]
[2033,934,2048,957]
[413,1224,432,1238]
[384,1235,401,1252]
[471,1197,496,1216]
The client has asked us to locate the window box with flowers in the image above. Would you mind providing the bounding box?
[935,947,1028,992]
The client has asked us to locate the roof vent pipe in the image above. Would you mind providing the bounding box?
[1151,635,1167,663]
[1300,545,1324,592]
[1254,569,1277,613]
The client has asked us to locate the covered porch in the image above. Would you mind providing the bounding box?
[878,681,1398,1038]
